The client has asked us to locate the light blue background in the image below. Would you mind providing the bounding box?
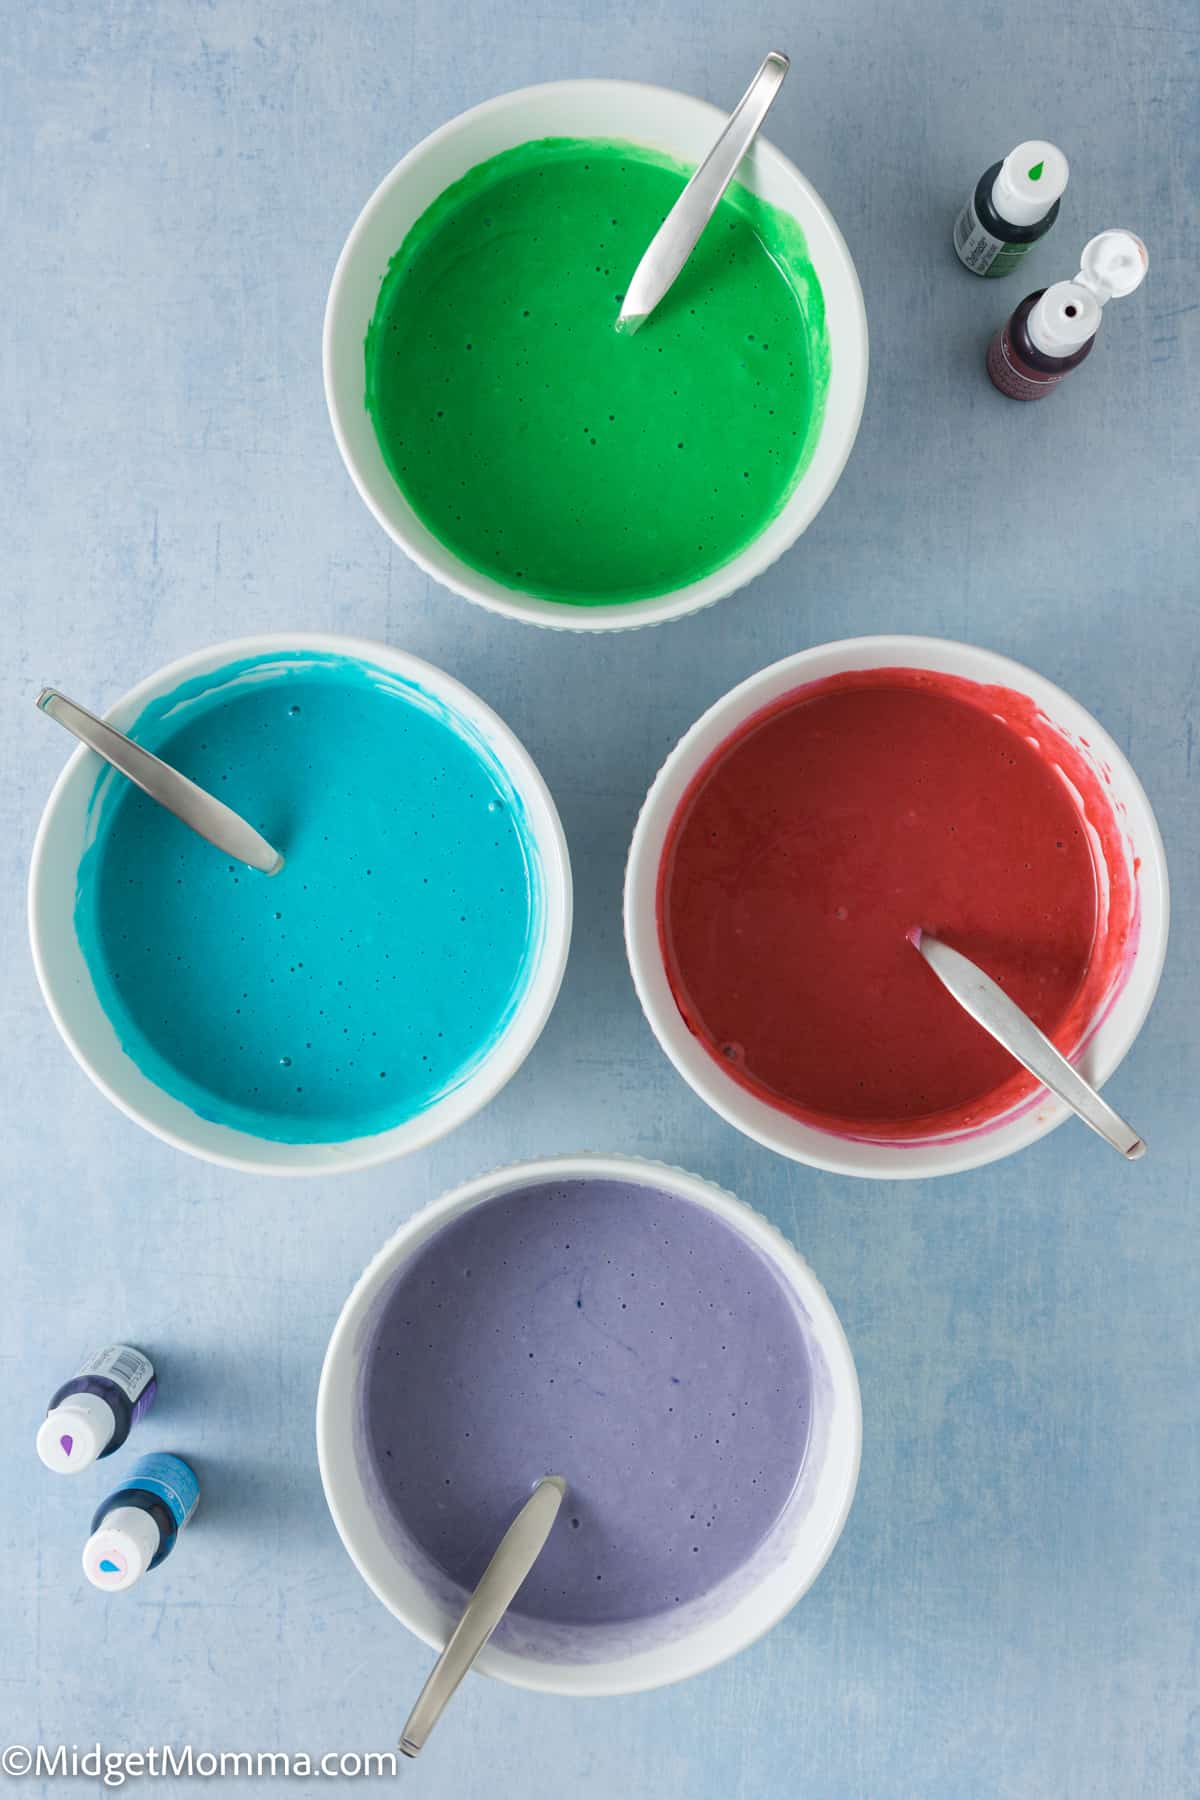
[3,3,1197,1795]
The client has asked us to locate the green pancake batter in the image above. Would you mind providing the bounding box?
[364,138,829,606]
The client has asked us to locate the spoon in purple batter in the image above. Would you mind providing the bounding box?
[399,1475,566,1758]
[909,928,1146,1160]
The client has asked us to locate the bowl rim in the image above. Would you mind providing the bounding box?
[27,630,573,1176]
[322,76,869,632]
[315,1151,863,1695]
[624,633,1171,1179]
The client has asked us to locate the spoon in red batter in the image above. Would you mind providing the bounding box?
[909,929,1146,1160]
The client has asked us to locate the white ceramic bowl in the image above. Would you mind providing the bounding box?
[28,633,572,1176]
[323,78,868,631]
[317,1154,861,1695]
[625,635,1170,1180]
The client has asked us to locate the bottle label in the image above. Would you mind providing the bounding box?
[986,325,1064,400]
[953,197,1033,277]
[77,1344,157,1420]
[109,1454,199,1531]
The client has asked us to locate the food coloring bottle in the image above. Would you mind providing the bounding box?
[37,1344,157,1474]
[986,230,1148,401]
[82,1452,199,1591]
[954,141,1068,277]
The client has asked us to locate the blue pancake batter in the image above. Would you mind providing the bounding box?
[73,652,542,1142]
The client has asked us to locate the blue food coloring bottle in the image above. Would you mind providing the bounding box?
[82,1452,199,1591]
[36,1344,157,1474]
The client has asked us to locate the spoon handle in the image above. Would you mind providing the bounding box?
[38,688,284,876]
[616,51,789,333]
[914,931,1145,1160]
[400,1476,566,1758]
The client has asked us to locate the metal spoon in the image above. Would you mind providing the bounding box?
[38,688,284,876]
[400,1475,566,1758]
[910,928,1145,1160]
[616,50,790,335]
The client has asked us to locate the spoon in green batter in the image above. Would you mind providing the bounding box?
[616,50,790,334]
[37,687,285,876]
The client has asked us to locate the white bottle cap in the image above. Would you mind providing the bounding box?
[1027,280,1102,356]
[991,141,1069,228]
[1027,232,1149,357]
[37,1393,116,1474]
[82,1505,162,1592]
[1077,229,1149,302]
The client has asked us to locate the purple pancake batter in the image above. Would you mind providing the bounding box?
[362,1178,812,1625]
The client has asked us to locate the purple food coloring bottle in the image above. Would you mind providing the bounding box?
[36,1344,157,1474]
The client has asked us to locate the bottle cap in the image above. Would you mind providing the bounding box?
[1077,230,1148,302]
[37,1393,116,1474]
[1026,280,1103,356]
[991,141,1069,228]
[82,1505,161,1592]
[1027,232,1149,357]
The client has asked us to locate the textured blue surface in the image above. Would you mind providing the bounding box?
[2,3,1197,1796]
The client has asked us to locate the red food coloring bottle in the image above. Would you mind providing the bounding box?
[986,230,1148,401]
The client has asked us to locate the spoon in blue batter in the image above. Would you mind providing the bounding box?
[400,1475,566,1757]
[37,688,284,876]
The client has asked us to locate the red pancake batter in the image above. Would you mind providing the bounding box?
[657,667,1137,1140]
